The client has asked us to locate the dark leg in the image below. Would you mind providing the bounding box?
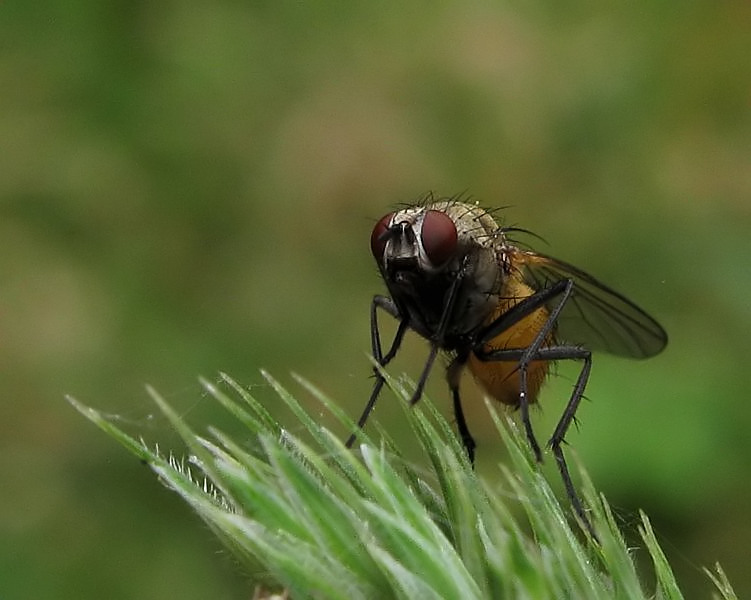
[345,296,408,448]
[517,367,541,461]
[410,343,439,406]
[447,355,476,464]
[478,344,596,537]
[475,279,575,460]
[349,256,468,447]
[369,295,403,365]
[406,254,470,406]
[549,349,595,538]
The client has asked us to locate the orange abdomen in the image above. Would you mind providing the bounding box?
[466,282,552,407]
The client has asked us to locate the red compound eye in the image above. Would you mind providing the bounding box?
[421,210,457,266]
[370,212,394,260]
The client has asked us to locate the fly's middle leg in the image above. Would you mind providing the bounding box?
[447,353,476,465]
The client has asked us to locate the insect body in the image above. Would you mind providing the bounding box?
[346,197,667,534]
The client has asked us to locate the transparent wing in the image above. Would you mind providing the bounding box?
[509,248,668,358]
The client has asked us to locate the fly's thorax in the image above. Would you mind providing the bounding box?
[371,201,507,344]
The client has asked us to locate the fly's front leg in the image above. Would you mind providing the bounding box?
[370,295,405,367]
[345,295,408,448]
[407,255,469,407]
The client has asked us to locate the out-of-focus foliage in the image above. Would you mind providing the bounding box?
[1,1,749,598]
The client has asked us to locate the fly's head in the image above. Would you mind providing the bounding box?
[370,201,503,340]
[370,207,460,290]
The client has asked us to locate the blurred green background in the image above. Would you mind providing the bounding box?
[2,1,749,598]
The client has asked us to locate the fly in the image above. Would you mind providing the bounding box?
[346,195,668,536]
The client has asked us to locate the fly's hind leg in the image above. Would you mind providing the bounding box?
[548,345,593,538]
[470,278,598,535]
[471,279,575,461]
[477,344,596,538]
